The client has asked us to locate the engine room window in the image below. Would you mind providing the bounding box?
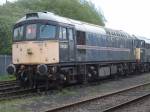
[13,26,24,41]
[26,24,36,40]
[77,31,86,45]
[39,24,56,39]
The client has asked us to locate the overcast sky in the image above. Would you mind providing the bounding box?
[0,0,150,37]
[91,0,150,37]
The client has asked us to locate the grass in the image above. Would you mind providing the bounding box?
[0,95,45,112]
[0,88,77,112]
[57,88,76,96]
[0,75,16,81]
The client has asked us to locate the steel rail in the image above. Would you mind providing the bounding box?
[0,80,16,85]
[103,92,150,112]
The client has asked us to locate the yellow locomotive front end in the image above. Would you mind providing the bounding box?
[13,41,59,64]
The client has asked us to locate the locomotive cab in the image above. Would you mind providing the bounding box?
[13,22,60,64]
[134,37,146,63]
[8,12,76,80]
[12,12,76,65]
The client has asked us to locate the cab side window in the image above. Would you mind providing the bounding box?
[62,27,67,40]
[68,29,73,40]
[59,27,67,40]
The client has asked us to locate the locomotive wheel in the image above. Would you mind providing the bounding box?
[87,66,98,82]
[18,71,34,88]
[18,71,28,87]
[52,73,66,90]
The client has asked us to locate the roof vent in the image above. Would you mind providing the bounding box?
[43,11,55,15]
[43,11,48,13]
[26,13,38,19]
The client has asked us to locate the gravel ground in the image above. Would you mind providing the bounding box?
[46,82,150,112]
[1,73,150,112]
[22,73,150,112]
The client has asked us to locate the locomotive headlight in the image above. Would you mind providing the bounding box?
[7,64,16,75]
[37,64,48,75]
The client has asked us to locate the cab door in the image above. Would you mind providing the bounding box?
[68,28,75,62]
[59,27,69,62]
[59,26,75,62]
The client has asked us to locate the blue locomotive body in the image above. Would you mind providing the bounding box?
[7,12,150,87]
[76,29,135,62]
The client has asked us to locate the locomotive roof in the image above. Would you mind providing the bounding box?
[136,36,150,44]
[105,28,136,40]
[16,11,140,41]
[17,12,106,34]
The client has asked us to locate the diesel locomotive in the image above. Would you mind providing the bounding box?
[7,12,150,88]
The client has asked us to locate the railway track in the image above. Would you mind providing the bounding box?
[45,82,150,112]
[0,80,16,84]
[0,88,38,101]
[0,80,42,101]
[0,80,17,89]
[0,80,20,92]
[103,93,150,112]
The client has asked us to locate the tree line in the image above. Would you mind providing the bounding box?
[0,0,105,54]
